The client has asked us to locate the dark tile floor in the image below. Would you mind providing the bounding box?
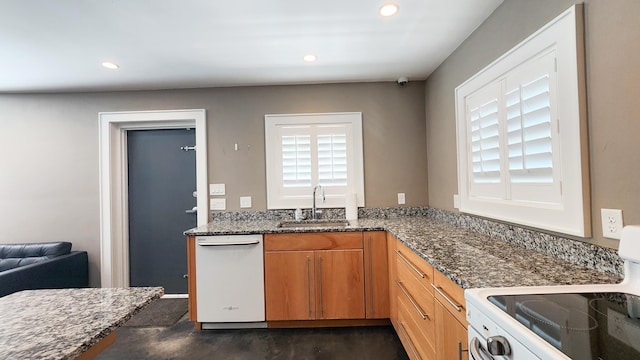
[97,315,409,360]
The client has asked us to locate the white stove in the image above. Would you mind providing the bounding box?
[465,225,640,359]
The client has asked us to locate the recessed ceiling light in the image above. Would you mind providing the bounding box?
[303,54,317,62]
[379,3,399,17]
[101,61,119,70]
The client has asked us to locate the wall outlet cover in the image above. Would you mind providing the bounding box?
[601,208,623,240]
[397,193,406,205]
[210,198,226,211]
[240,196,252,208]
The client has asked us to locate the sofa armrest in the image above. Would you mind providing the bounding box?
[0,251,89,297]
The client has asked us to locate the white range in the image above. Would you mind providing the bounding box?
[465,226,640,359]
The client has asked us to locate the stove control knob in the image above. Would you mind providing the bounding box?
[487,336,511,356]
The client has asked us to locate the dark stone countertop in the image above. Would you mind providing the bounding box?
[0,287,163,359]
[184,216,621,289]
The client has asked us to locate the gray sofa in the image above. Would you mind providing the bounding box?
[0,242,88,297]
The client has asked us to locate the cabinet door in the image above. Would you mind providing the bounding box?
[186,236,198,323]
[264,251,315,321]
[435,299,468,360]
[316,249,365,320]
[364,231,389,319]
[387,233,399,328]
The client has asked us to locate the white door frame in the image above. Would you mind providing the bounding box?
[98,109,208,288]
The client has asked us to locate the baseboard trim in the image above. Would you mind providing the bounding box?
[267,318,390,328]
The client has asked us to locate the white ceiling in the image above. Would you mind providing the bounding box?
[0,0,503,93]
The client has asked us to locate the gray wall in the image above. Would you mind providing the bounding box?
[425,0,640,248]
[0,82,428,287]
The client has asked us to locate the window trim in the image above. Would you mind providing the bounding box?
[454,5,591,237]
[265,112,365,210]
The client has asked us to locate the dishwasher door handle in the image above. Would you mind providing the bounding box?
[197,240,260,246]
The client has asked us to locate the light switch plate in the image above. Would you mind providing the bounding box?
[210,198,226,211]
[397,193,406,205]
[240,196,252,208]
[209,183,225,196]
[601,208,624,239]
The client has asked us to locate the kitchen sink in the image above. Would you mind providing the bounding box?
[277,220,350,229]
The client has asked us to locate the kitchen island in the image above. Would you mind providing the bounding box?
[0,287,163,359]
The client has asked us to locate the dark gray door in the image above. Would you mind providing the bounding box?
[127,129,196,294]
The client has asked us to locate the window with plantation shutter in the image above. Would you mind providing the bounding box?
[455,5,590,237]
[265,113,364,209]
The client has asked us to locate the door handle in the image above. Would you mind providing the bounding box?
[185,206,197,214]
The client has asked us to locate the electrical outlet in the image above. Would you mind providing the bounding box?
[397,193,406,205]
[601,208,624,239]
[240,196,252,208]
[210,198,226,211]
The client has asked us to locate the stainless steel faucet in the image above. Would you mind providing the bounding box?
[312,184,325,220]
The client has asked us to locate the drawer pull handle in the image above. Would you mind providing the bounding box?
[431,284,462,312]
[396,280,429,320]
[394,249,426,278]
[368,236,374,317]
[307,256,312,319]
[318,256,324,318]
[398,321,422,360]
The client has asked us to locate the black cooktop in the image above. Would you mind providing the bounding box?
[488,292,640,360]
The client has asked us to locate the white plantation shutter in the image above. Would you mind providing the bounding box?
[505,51,561,204]
[466,82,504,199]
[464,51,560,204]
[506,52,556,185]
[470,98,501,184]
[281,135,311,187]
[317,134,348,186]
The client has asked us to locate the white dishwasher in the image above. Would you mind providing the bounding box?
[195,234,266,329]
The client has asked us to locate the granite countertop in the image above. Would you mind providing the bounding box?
[185,216,621,289]
[0,287,163,359]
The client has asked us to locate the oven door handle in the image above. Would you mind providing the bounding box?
[470,337,494,360]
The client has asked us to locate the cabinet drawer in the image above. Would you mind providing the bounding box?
[397,294,436,360]
[264,232,363,251]
[397,288,436,349]
[394,242,433,294]
[432,270,467,325]
[396,259,432,312]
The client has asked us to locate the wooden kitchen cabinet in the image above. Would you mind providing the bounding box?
[433,270,468,360]
[390,236,468,360]
[186,235,199,327]
[435,299,468,360]
[363,231,389,319]
[316,249,365,319]
[264,232,365,321]
[264,250,316,320]
[387,233,398,328]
